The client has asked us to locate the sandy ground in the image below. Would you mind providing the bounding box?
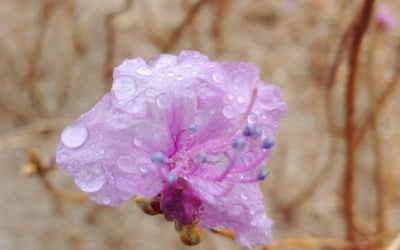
[1,0,400,249]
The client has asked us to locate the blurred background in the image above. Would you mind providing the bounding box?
[1,0,399,249]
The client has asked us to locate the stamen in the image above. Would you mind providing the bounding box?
[186,88,258,158]
[261,135,275,149]
[232,137,246,150]
[166,173,178,183]
[187,123,197,133]
[224,169,270,183]
[242,124,262,139]
[195,152,207,164]
[212,152,239,181]
[257,169,269,180]
[151,151,166,165]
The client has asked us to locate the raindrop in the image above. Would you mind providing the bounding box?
[156,94,172,109]
[134,136,143,147]
[130,102,147,118]
[61,124,88,149]
[75,163,106,192]
[112,77,136,100]
[136,66,152,76]
[102,196,111,205]
[139,164,148,173]
[223,105,236,119]
[240,193,248,200]
[211,72,223,83]
[231,205,244,215]
[117,155,136,173]
[236,96,245,104]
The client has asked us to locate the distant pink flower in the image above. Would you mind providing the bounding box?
[376,5,397,30]
[56,50,287,246]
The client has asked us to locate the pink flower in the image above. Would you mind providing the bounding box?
[376,5,397,30]
[56,50,287,246]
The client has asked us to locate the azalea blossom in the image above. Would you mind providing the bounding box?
[56,50,287,246]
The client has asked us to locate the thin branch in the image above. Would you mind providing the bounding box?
[103,0,134,83]
[161,0,209,52]
[343,0,375,241]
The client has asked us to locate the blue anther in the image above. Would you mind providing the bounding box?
[232,137,246,150]
[166,173,177,183]
[257,169,270,181]
[187,123,197,133]
[242,124,262,139]
[151,151,166,165]
[195,152,207,164]
[261,136,275,149]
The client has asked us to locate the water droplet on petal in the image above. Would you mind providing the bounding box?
[247,112,259,124]
[112,77,136,100]
[211,72,223,83]
[134,136,143,147]
[240,193,248,200]
[102,196,111,205]
[136,66,152,76]
[130,102,147,117]
[156,94,172,109]
[61,124,88,149]
[237,96,245,104]
[231,205,244,215]
[75,163,106,192]
[223,105,236,119]
[60,153,69,159]
[117,155,136,173]
[139,164,148,173]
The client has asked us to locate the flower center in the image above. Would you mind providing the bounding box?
[159,178,203,225]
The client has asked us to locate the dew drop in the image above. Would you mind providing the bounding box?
[211,72,223,83]
[166,72,175,77]
[75,163,106,192]
[237,96,245,104]
[112,77,136,100]
[139,164,148,173]
[176,75,184,81]
[61,124,88,149]
[228,94,234,100]
[222,105,236,119]
[130,102,147,117]
[102,196,111,205]
[134,136,143,147]
[231,205,244,215]
[240,193,248,200]
[182,62,192,68]
[136,66,152,76]
[156,94,172,109]
[247,112,259,124]
[117,155,136,173]
[60,153,69,160]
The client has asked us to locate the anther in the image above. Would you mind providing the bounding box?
[257,169,270,181]
[187,123,197,133]
[166,173,177,183]
[151,151,166,165]
[261,136,275,149]
[242,124,262,139]
[195,152,207,164]
[232,137,246,150]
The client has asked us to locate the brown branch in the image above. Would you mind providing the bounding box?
[355,42,400,147]
[211,0,232,54]
[25,0,57,117]
[343,0,375,242]
[24,149,88,203]
[103,0,134,83]
[161,0,209,52]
